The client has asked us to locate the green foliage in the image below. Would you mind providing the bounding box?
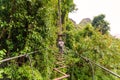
[0,49,6,78]
[92,14,110,34]
[65,23,120,80]
[0,0,120,80]
[0,49,6,60]
[0,0,75,79]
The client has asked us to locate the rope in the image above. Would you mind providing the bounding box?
[88,61,95,80]
[58,0,62,34]
[26,54,35,80]
[80,55,120,78]
[0,51,39,63]
[0,0,3,19]
[80,55,94,80]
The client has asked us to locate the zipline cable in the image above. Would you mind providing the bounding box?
[80,55,120,78]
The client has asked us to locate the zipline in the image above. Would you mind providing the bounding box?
[0,0,120,79]
[53,0,70,79]
[80,55,120,78]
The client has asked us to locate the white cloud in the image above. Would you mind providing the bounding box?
[69,0,120,35]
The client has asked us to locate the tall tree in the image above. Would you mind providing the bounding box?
[92,14,110,34]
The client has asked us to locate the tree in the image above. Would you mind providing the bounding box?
[92,14,110,34]
[0,0,75,79]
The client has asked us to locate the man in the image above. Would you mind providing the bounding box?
[58,39,64,54]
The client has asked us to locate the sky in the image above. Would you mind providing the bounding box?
[69,0,120,35]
